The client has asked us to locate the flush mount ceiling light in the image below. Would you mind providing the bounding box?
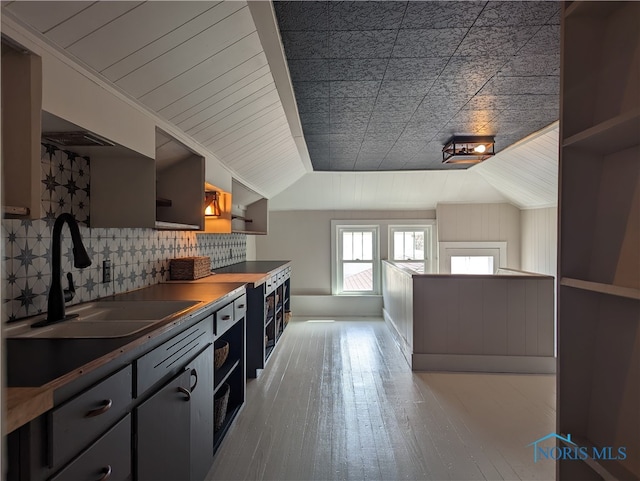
[204,191,221,217]
[442,136,495,164]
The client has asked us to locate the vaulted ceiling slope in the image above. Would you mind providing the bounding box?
[270,122,559,211]
[273,0,560,171]
[2,0,308,198]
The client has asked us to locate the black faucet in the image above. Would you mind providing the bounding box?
[34,213,92,327]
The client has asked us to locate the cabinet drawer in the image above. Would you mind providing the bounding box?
[51,366,132,469]
[234,295,247,322]
[215,303,235,337]
[50,415,131,481]
[136,317,213,397]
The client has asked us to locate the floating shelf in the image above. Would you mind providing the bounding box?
[563,109,640,154]
[214,359,240,394]
[231,214,252,222]
[231,230,267,235]
[154,220,200,230]
[561,277,640,301]
[155,197,172,207]
[3,205,30,217]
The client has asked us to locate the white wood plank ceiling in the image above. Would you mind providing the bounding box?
[474,122,559,208]
[2,0,307,198]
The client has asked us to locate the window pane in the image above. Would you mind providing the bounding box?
[342,232,353,260]
[393,232,404,259]
[362,232,373,260]
[450,256,494,275]
[343,262,373,291]
[414,232,425,260]
[353,232,363,260]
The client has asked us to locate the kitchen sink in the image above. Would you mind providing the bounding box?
[6,300,203,339]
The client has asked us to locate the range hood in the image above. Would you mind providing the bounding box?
[41,130,114,147]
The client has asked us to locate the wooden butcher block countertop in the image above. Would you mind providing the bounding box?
[4,282,246,435]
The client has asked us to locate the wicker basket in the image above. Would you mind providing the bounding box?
[214,383,230,432]
[214,340,229,370]
[170,256,211,280]
[285,310,292,325]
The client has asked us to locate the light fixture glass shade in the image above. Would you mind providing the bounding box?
[442,136,495,164]
[204,191,221,217]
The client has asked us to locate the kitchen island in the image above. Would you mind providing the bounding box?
[5,281,246,481]
[382,261,555,373]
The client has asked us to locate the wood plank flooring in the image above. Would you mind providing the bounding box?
[207,318,556,481]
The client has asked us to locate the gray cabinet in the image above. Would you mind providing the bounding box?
[189,345,215,481]
[136,368,191,481]
[136,343,215,481]
[49,415,131,481]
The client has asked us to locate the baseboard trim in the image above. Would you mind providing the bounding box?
[291,295,382,317]
[382,308,412,367]
[412,353,556,374]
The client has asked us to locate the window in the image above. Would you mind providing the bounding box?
[332,224,379,294]
[439,241,507,274]
[450,255,494,274]
[389,226,433,273]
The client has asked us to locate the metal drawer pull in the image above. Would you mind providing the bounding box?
[222,315,231,320]
[238,304,245,309]
[190,368,199,392]
[85,399,112,418]
[177,386,191,401]
[97,465,112,481]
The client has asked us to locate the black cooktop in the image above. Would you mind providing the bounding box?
[213,261,289,275]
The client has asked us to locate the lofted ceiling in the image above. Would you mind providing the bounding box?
[2,0,560,210]
[273,0,560,171]
[269,121,559,211]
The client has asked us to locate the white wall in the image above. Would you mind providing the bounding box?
[436,203,521,269]
[256,210,435,295]
[521,207,557,277]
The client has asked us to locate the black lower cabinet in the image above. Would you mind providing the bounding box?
[136,368,191,481]
[189,344,215,481]
[50,415,131,481]
[136,343,215,481]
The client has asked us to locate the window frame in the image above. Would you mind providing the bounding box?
[439,241,507,274]
[388,224,435,274]
[331,222,380,295]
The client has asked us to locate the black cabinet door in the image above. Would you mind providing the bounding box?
[189,344,214,481]
[136,369,191,481]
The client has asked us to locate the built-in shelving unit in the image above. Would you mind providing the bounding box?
[246,264,291,377]
[213,318,245,454]
[558,3,640,480]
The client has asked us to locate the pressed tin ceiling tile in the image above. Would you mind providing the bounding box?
[273,0,561,171]
[329,1,406,31]
[328,58,388,80]
[393,28,468,57]
[401,1,485,29]
[455,26,540,57]
[329,30,396,58]
[280,31,328,59]
[329,81,381,97]
[384,57,449,80]
[475,1,560,27]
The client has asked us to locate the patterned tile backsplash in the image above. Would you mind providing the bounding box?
[1,144,246,323]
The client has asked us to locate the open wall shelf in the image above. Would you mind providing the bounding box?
[557,3,640,480]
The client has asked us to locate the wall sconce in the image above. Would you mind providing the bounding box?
[442,136,495,164]
[204,191,221,217]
